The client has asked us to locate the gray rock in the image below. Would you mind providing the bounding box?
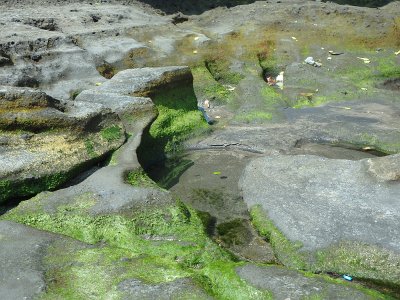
[240,154,400,285]
[118,278,212,300]
[0,85,125,203]
[236,264,376,300]
[0,220,87,300]
[365,153,400,182]
[82,36,150,66]
[0,2,169,99]
[0,55,11,66]
[96,66,192,96]
[76,91,154,116]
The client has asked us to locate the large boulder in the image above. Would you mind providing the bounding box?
[0,85,125,204]
[240,154,400,287]
[75,66,192,117]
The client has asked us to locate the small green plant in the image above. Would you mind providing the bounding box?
[235,111,272,123]
[70,89,82,100]
[84,139,96,158]
[101,126,123,142]
[125,168,159,188]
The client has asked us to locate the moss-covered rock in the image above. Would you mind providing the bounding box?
[242,154,400,293]
[0,86,126,204]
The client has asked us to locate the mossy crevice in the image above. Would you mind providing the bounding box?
[250,205,400,297]
[137,85,210,168]
[250,205,308,270]
[204,58,244,85]
[191,65,233,104]
[0,156,106,205]
[256,40,280,80]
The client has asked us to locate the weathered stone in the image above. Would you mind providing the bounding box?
[0,220,88,300]
[118,278,212,300]
[76,91,154,116]
[82,36,150,67]
[240,154,400,285]
[236,264,379,300]
[95,66,193,96]
[0,85,126,203]
[365,153,400,182]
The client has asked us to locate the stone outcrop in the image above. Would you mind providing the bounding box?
[0,66,192,204]
[0,85,125,204]
[240,154,400,286]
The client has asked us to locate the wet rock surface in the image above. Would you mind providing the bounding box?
[118,278,212,300]
[0,0,399,298]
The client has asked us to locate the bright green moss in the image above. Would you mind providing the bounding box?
[137,86,209,166]
[2,199,230,268]
[101,125,123,142]
[125,168,159,188]
[235,111,272,123]
[85,139,96,158]
[199,261,272,299]
[250,205,307,269]
[42,246,192,300]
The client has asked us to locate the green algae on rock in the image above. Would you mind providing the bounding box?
[242,154,400,293]
[0,85,128,204]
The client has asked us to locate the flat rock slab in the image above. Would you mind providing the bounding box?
[240,154,400,284]
[118,278,212,300]
[0,220,88,300]
[236,264,376,300]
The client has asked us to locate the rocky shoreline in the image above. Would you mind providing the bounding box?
[1,0,399,298]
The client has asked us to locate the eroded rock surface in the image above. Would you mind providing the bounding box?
[1,0,399,298]
[236,264,378,300]
[0,86,125,203]
[0,220,89,300]
[240,154,400,286]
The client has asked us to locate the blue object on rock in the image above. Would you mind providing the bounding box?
[342,275,353,281]
[198,106,214,124]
